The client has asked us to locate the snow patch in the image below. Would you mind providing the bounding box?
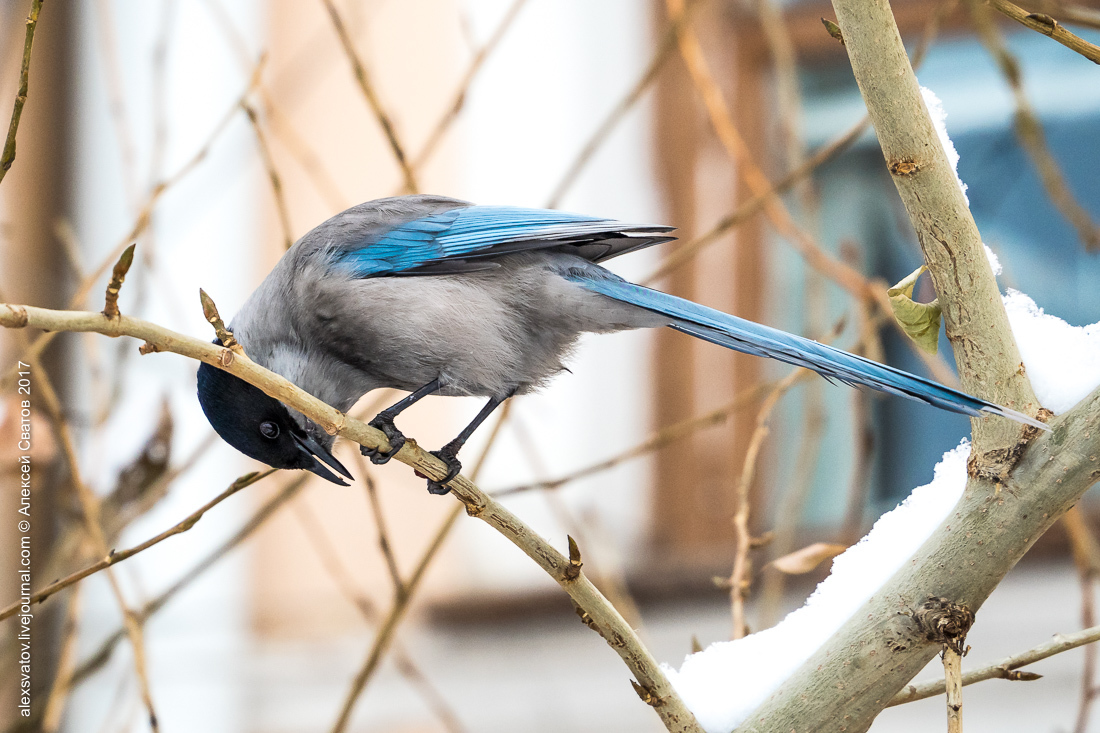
[1003,290,1100,414]
[984,244,1002,276]
[921,85,969,205]
[665,442,972,733]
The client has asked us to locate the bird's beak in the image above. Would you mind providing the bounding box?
[293,433,354,486]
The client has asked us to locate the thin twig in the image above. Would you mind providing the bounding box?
[259,91,350,212]
[92,0,140,209]
[69,475,308,688]
[242,100,295,250]
[642,0,952,286]
[41,587,83,733]
[988,0,1100,64]
[411,0,531,172]
[292,502,467,733]
[545,0,710,208]
[640,116,868,285]
[890,624,1100,705]
[1063,507,1100,732]
[944,646,964,732]
[729,316,847,636]
[494,382,774,497]
[0,469,276,622]
[757,377,827,625]
[330,405,510,732]
[729,368,814,638]
[320,0,418,193]
[146,0,177,194]
[968,0,1100,250]
[329,506,462,733]
[355,458,405,597]
[0,55,267,391]
[0,0,43,185]
[30,361,161,731]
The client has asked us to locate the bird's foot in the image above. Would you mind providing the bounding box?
[362,413,406,465]
[425,445,462,495]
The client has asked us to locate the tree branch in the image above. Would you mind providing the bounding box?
[736,1,1100,730]
[890,623,1100,705]
[988,0,1100,65]
[545,0,709,209]
[0,302,704,733]
[0,0,43,185]
[320,0,418,194]
[740,387,1100,732]
[835,0,1042,457]
[0,469,276,621]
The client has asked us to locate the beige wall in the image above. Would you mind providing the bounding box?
[252,0,473,636]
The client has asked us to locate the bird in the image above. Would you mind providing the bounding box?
[197,194,1046,493]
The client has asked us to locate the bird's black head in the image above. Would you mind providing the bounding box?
[196,361,353,485]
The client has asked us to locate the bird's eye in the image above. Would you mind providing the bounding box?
[259,421,280,439]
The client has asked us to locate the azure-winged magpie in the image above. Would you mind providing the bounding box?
[197,194,1045,493]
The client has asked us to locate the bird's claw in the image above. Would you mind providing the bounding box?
[362,414,405,465]
[425,448,462,495]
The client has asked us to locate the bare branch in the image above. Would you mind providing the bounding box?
[736,1,1099,728]
[39,586,82,733]
[320,0,418,193]
[1,55,266,391]
[411,0,531,172]
[988,0,1100,64]
[545,0,709,208]
[0,0,43,185]
[354,458,405,597]
[968,0,1100,251]
[30,359,161,731]
[640,116,868,286]
[69,476,308,688]
[729,370,811,638]
[0,469,275,622]
[329,401,512,731]
[890,623,1100,706]
[242,100,295,250]
[293,502,467,733]
[493,381,774,497]
[330,505,462,733]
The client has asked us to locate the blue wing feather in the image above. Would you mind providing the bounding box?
[332,206,670,278]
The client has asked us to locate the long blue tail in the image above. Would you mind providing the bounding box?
[572,272,1047,430]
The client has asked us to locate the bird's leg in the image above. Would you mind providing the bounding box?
[426,392,510,495]
[362,378,441,465]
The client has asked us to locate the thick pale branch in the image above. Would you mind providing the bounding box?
[739,386,1100,733]
[735,2,1100,730]
[0,302,703,733]
[827,0,1040,456]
